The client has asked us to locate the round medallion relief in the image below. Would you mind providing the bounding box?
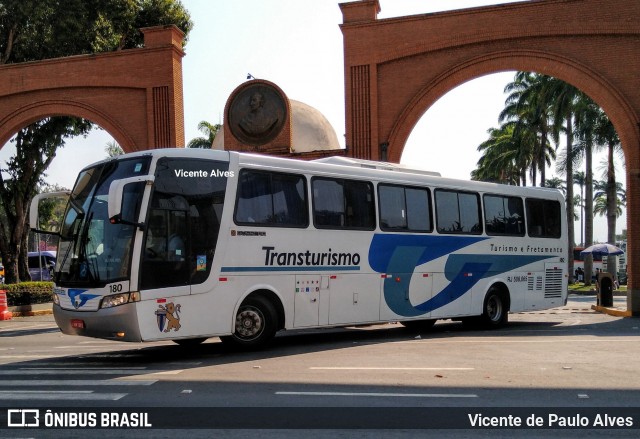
[228,83,287,147]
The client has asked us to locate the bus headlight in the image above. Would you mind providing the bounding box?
[101,291,141,309]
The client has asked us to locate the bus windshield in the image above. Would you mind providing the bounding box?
[56,157,151,286]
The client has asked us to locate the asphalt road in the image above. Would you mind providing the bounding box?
[0,294,638,438]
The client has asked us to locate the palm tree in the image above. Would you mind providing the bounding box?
[544,176,566,195]
[573,94,601,285]
[593,180,626,210]
[547,78,580,281]
[105,140,124,157]
[594,194,624,218]
[593,108,623,257]
[472,124,525,185]
[594,179,625,220]
[187,121,220,149]
[500,72,556,187]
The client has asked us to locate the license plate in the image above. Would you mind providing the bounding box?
[71,319,85,329]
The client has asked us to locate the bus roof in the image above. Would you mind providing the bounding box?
[80,148,563,200]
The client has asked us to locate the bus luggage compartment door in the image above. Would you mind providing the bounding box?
[294,275,322,327]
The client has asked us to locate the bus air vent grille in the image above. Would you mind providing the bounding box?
[544,269,563,298]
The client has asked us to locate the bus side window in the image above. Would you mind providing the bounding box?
[378,184,432,232]
[234,169,308,227]
[312,177,375,230]
[526,198,561,238]
[435,189,481,235]
[484,194,524,236]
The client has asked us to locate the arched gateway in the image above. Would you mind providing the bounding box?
[0,25,186,152]
[339,0,640,314]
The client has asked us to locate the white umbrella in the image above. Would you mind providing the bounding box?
[580,243,624,257]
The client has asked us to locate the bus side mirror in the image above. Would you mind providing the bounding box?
[108,176,154,226]
[29,191,71,234]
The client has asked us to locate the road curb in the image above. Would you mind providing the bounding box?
[590,304,633,317]
[9,302,53,317]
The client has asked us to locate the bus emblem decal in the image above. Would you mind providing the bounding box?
[67,289,100,309]
[155,302,182,332]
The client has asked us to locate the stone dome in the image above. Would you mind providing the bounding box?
[212,99,341,152]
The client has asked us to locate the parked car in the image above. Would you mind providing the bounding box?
[28,251,57,281]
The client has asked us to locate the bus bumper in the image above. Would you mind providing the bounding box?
[53,302,142,342]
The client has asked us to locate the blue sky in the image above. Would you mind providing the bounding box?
[0,0,624,242]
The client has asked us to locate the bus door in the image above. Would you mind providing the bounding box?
[137,157,228,298]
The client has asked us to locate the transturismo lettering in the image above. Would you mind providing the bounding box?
[262,246,360,267]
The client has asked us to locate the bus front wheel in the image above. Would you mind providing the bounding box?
[221,296,278,350]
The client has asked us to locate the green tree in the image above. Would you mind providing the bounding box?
[0,0,192,283]
[1,118,92,281]
[187,121,221,149]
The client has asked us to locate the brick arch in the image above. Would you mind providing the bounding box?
[386,50,637,164]
[0,99,136,151]
[0,25,186,154]
[339,0,640,314]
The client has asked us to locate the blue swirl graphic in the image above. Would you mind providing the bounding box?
[368,234,552,317]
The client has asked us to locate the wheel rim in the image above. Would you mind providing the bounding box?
[487,295,503,322]
[234,305,265,341]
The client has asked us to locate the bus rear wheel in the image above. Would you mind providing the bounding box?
[480,287,508,328]
[221,296,278,350]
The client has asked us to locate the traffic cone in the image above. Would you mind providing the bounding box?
[0,290,12,320]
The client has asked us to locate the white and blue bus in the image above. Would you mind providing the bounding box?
[31,149,568,349]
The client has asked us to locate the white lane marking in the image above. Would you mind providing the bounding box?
[0,379,157,386]
[20,366,148,370]
[276,391,478,398]
[150,370,184,375]
[0,324,55,332]
[396,338,639,344]
[0,390,126,401]
[0,355,58,359]
[0,368,181,375]
[79,340,121,344]
[6,362,139,366]
[310,367,474,371]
